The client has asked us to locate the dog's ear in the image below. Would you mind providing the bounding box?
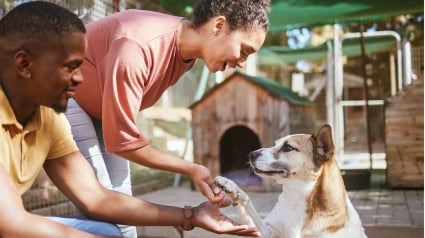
[311,124,335,165]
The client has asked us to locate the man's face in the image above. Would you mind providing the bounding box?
[30,31,87,113]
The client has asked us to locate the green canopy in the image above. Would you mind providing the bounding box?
[259,35,398,64]
[269,0,424,32]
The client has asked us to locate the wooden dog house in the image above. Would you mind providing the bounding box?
[190,71,314,189]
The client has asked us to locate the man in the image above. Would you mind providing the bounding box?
[0,2,260,237]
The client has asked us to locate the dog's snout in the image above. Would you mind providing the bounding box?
[249,150,261,160]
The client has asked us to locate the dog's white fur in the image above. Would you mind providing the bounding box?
[215,125,367,238]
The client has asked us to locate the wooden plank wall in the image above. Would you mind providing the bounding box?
[385,78,424,188]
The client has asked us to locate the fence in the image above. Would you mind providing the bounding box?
[0,0,116,23]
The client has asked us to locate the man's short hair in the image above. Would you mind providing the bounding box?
[0,1,86,39]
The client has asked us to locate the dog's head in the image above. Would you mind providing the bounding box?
[249,124,335,184]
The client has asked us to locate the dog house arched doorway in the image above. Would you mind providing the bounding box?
[219,125,262,186]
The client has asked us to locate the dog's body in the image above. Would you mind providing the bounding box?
[215,125,367,238]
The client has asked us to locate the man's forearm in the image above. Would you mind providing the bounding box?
[83,187,187,227]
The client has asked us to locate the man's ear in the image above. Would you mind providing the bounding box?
[213,16,227,36]
[14,50,32,78]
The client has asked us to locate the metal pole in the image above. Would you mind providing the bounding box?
[359,25,373,171]
[333,24,345,159]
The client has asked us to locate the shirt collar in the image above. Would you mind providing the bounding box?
[0,85,43,132]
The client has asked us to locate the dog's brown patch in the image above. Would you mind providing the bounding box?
[304,125,348,233]
[304,160,348,232]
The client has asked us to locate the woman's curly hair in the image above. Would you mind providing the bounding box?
[192,0,270,32]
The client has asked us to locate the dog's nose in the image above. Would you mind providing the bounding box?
[249,150,261,160]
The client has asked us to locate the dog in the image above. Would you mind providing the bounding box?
[215,124,367,238]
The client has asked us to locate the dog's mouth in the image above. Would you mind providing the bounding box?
[253,167,289,177]
[249,156,290,177]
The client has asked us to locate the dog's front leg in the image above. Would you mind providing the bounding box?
[214,176,267,235]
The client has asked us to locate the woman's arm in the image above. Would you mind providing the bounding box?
[116,144,225,203]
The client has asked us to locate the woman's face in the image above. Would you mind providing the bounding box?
[202,21,266,73]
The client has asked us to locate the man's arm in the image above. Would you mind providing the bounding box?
[44,151,185,226]
[0,163,118,238]
[44,151,260,237]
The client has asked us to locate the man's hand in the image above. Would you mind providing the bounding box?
[192,201,260,237]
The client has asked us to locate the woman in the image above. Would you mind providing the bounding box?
[66,0,270,237]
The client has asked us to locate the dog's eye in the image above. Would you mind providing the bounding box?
[281,142,297,152]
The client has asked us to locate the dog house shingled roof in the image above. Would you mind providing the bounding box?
[189,71,313,109]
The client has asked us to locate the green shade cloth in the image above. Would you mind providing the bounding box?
[259,35,398,64]
[269,0,424,32]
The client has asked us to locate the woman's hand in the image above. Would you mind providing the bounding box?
[190,164,225,204]
[193,201,261,237]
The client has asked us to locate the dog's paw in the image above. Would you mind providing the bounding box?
[215,176,256,229]
[215,176,239,191]
[214,176,242,205]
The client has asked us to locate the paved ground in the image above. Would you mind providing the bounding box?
[136,170,423,238]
